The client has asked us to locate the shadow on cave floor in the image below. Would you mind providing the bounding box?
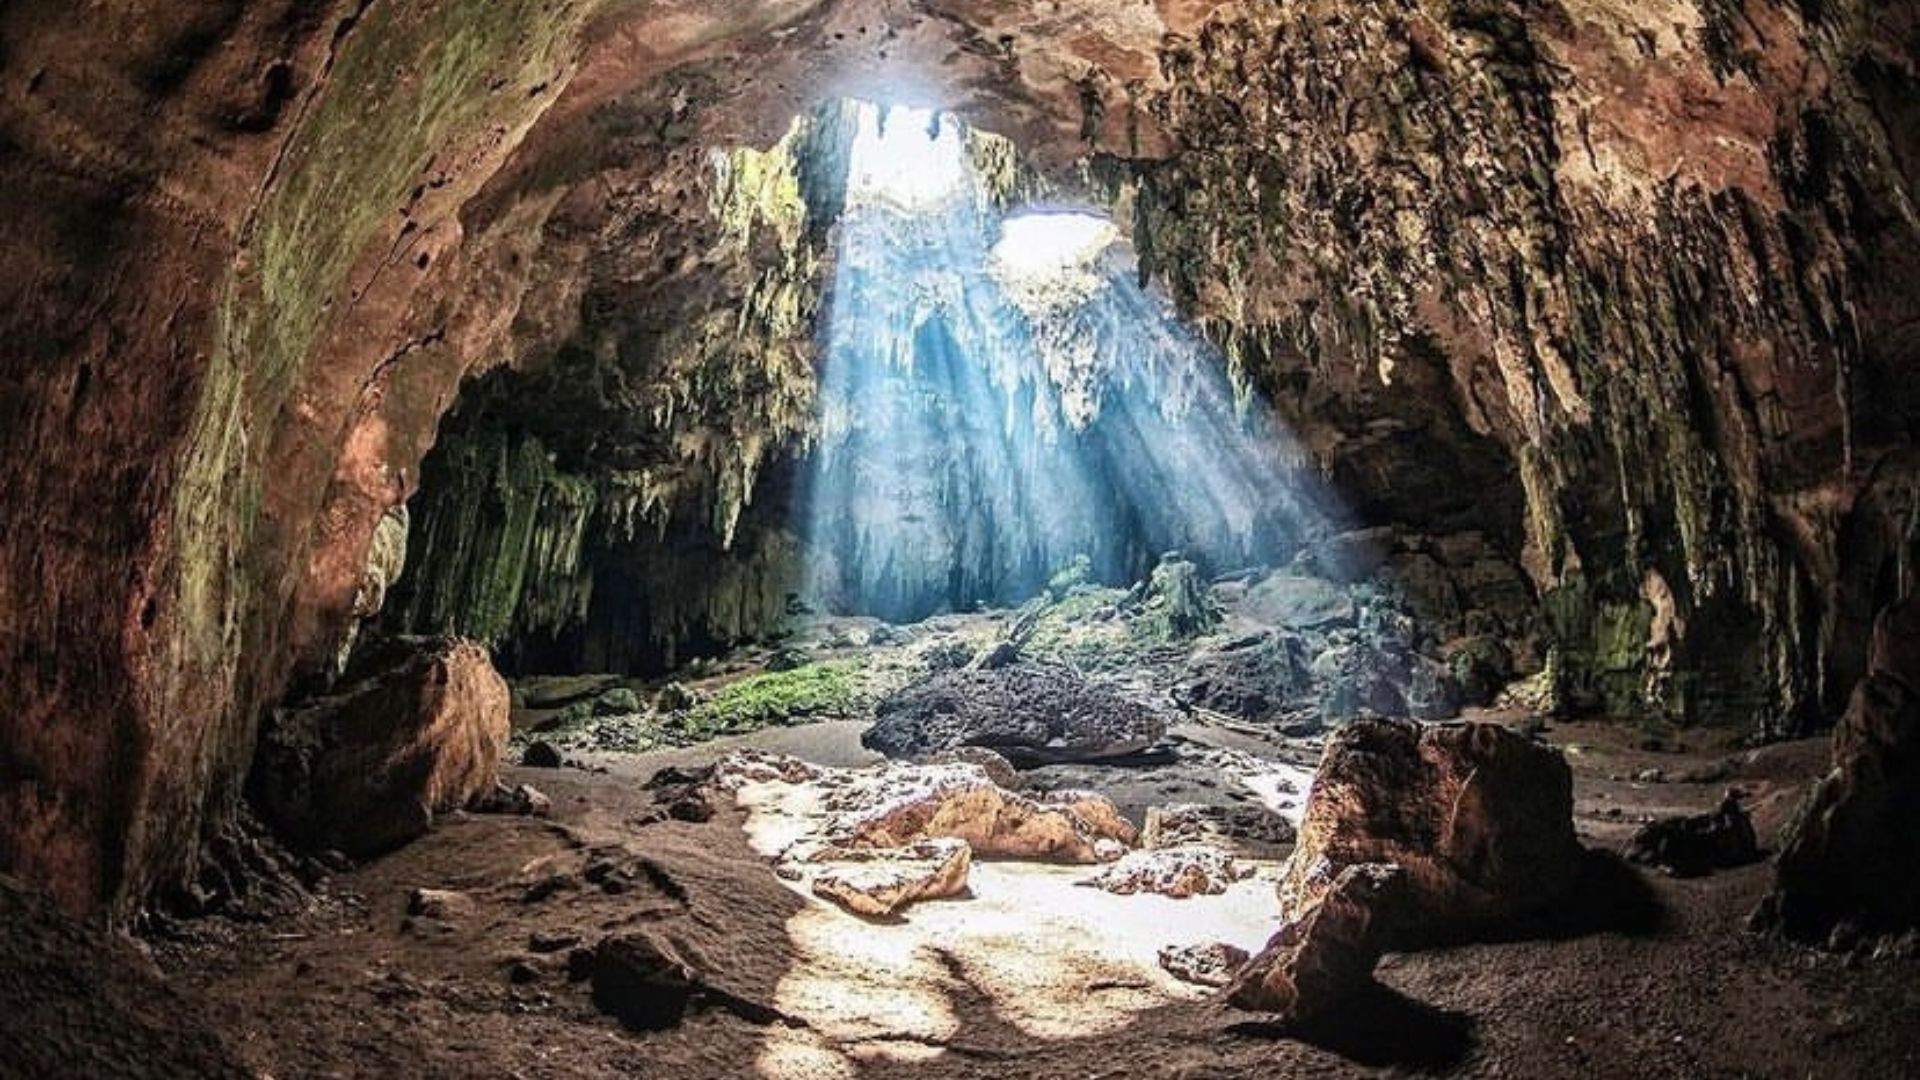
[1226,982,1476,1072]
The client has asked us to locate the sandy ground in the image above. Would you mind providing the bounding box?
[85,713,1912,1080]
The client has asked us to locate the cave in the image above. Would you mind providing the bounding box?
[3,0,1920,1076]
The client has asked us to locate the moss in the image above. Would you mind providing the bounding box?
[676,661,860,736]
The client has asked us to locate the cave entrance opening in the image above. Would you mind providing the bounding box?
[797,100,1335,627]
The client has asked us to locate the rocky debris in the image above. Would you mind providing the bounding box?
[1136,556,1222,640]
[1157,941,1251,989]
[1086,845,1249,898]
[656,683,700,711]
[922,746,1020,788]
[590,931,701,1031]
[1758,599,1920,942]
[521,740,563,768]
[824,761,1135,863]
[473,781,553,817]
[256,637,509,857]
[1625,791,1761,877]
[1228,863,1406,1020]
[1279,719,1580,942]
[515,674,623,710]
[1444,635,1515,707]
[865,663,1167,764]
[643,765,719,823]
[712,750,820,790]
[406,887,475,921]
[1141,803,1297,859]
[808,838,973,917]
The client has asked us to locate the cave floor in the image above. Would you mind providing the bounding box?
[138,714,1920,1079]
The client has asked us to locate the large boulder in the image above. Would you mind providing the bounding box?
[1175,631,1314,724]
[1757,599,1920,943]
[1278,718,1581,941]
[256,637,509,857]
[864,664,1166,764]
[1228,862,1407,1020]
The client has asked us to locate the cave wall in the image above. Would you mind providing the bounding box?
[0,0,1912,916]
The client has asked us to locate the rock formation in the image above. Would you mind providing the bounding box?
[0,0,1913,926]
[253,638,509,857]
[1276,718,1582,939]
[865,664,1168,764]
[1228,863,1409,1020]
[1758,598,1920,943]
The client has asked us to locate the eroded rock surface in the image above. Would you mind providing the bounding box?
[808,838,973,917]
[1279,718,1581,940]
[865,664,1167,764]
[1759,599,1920,942]
[255,638,509,857]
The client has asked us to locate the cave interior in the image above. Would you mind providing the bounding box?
[2,0,1919,1076]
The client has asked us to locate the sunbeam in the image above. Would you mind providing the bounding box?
[801,102,1345,621]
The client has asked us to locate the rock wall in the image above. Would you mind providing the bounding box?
[0,0,1912,916]
[1102,0,1919,732]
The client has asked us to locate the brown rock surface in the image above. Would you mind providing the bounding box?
[255,638,509,857]
[1759,598,1920,941]
[808,838,973,917]
[826,762,1135,864]
[1228,863,1408,1020]
[1279,718,1581,940]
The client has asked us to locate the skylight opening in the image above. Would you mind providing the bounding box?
[845,102,969,210]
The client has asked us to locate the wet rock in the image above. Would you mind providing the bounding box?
[1086,845,1248,898]
[1625,791,1761,877]
[1243,573,1356,630]
[1279,719,1580,942]
[1229,862,1406,1020]
[521,740,563,768]
[256,637,509,857]
[1759,599,1920,941]
[590,931,701,1031]
[1141,803,1297,859]
[865,664,1167,764]
[1158,941,1251,988]
[808,838,972,917]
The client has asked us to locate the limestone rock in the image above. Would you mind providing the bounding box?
[1157,941,1251,989]
[1175,631,1314,724]
[1243,573,1356,630]
[827,762,1134,864]
[921,746,1019,788]
[865,664,1167,764]
[256,638,510,857]
[1228,862,1406,1020]
[1279,719,1580,942]
[1625,791,1761,878]
[1759,599,1920,941]
[590,931,701,1031]
[808,838,972,917]
[1087,845,1248,898]
[1142,803,1297,859]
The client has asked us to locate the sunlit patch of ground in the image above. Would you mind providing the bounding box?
[732,769,1293,1077]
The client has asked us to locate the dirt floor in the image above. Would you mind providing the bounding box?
[49,712,1897,1080]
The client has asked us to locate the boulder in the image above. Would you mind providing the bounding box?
[1243,573,1356,630]
[1625,791,1761,877]
[590,931,700,1031]
[865,664,1166,764]
[1757,599,1920,941]
[808,838,972,917]
[827,762,1135,864]
[1228,862,1405,1020]
[1175,631,1314,724]
[256,638,509,857]
[1087,845,1248,898]
[1278,718,1580,941]
[1157,941,1250,988]
[1141,803,1297,859]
